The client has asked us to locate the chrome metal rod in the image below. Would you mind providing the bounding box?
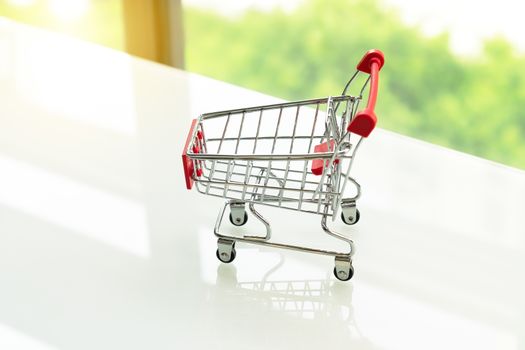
[213,201,351,258]
[201,95,354,119]
[189,152,343,161]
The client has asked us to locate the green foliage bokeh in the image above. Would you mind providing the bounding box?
[184,0,525,169]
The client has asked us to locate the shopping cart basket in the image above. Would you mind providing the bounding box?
[182,49,385,281]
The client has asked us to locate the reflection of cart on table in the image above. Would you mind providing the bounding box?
[216,258,352,320]
[183,50,385,281]
[212,259,380,348]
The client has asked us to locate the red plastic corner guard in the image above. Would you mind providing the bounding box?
[348,110,377,138]
[182,119,198,190]
[348,49,385,138]
[311,140,338,175]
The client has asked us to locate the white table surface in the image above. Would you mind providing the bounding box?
[1,18,525,350]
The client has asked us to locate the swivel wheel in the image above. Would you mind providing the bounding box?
[216,246,236,263]
[216,238,236,263]
[334,256,354,281]
[229,212,248,226]
[341,209,360,225]
[333,265,354,281]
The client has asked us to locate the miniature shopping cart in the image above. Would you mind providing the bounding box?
[182,50,385,281]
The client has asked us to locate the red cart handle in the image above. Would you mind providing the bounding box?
[347,49,385,137]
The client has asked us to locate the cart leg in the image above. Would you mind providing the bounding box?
[341,199,360,225]
[334,255,354,281]
[216,238,236,263]
[321,214,356,281]
[215,201,272,241]
[215,202,355,279]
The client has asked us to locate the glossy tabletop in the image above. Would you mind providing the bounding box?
[1,19,525,350]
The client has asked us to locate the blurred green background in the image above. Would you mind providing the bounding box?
[1,0,524,169]
[184,0,525,169]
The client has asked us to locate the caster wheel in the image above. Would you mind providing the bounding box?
[333,265,354,281]
[341,209,360,225]
[229,212,248,226]
[216,246,236,263]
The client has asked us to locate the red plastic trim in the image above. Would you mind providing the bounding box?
[356,49,385,74]
[348,110,377,138]
[311,140,338,176]
[182,119,198,190]
[348,49,385,137]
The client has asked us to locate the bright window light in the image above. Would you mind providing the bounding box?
[7,0,35,6]
[49,0,90,22]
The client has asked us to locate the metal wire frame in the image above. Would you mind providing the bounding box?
[186,70,369,217]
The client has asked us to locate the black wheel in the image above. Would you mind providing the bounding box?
[333,265,354,281]
[341,209,360,225]
[216,247,236,263]
[229,212,248,226]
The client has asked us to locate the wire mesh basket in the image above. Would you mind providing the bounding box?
[183,49,385,281]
